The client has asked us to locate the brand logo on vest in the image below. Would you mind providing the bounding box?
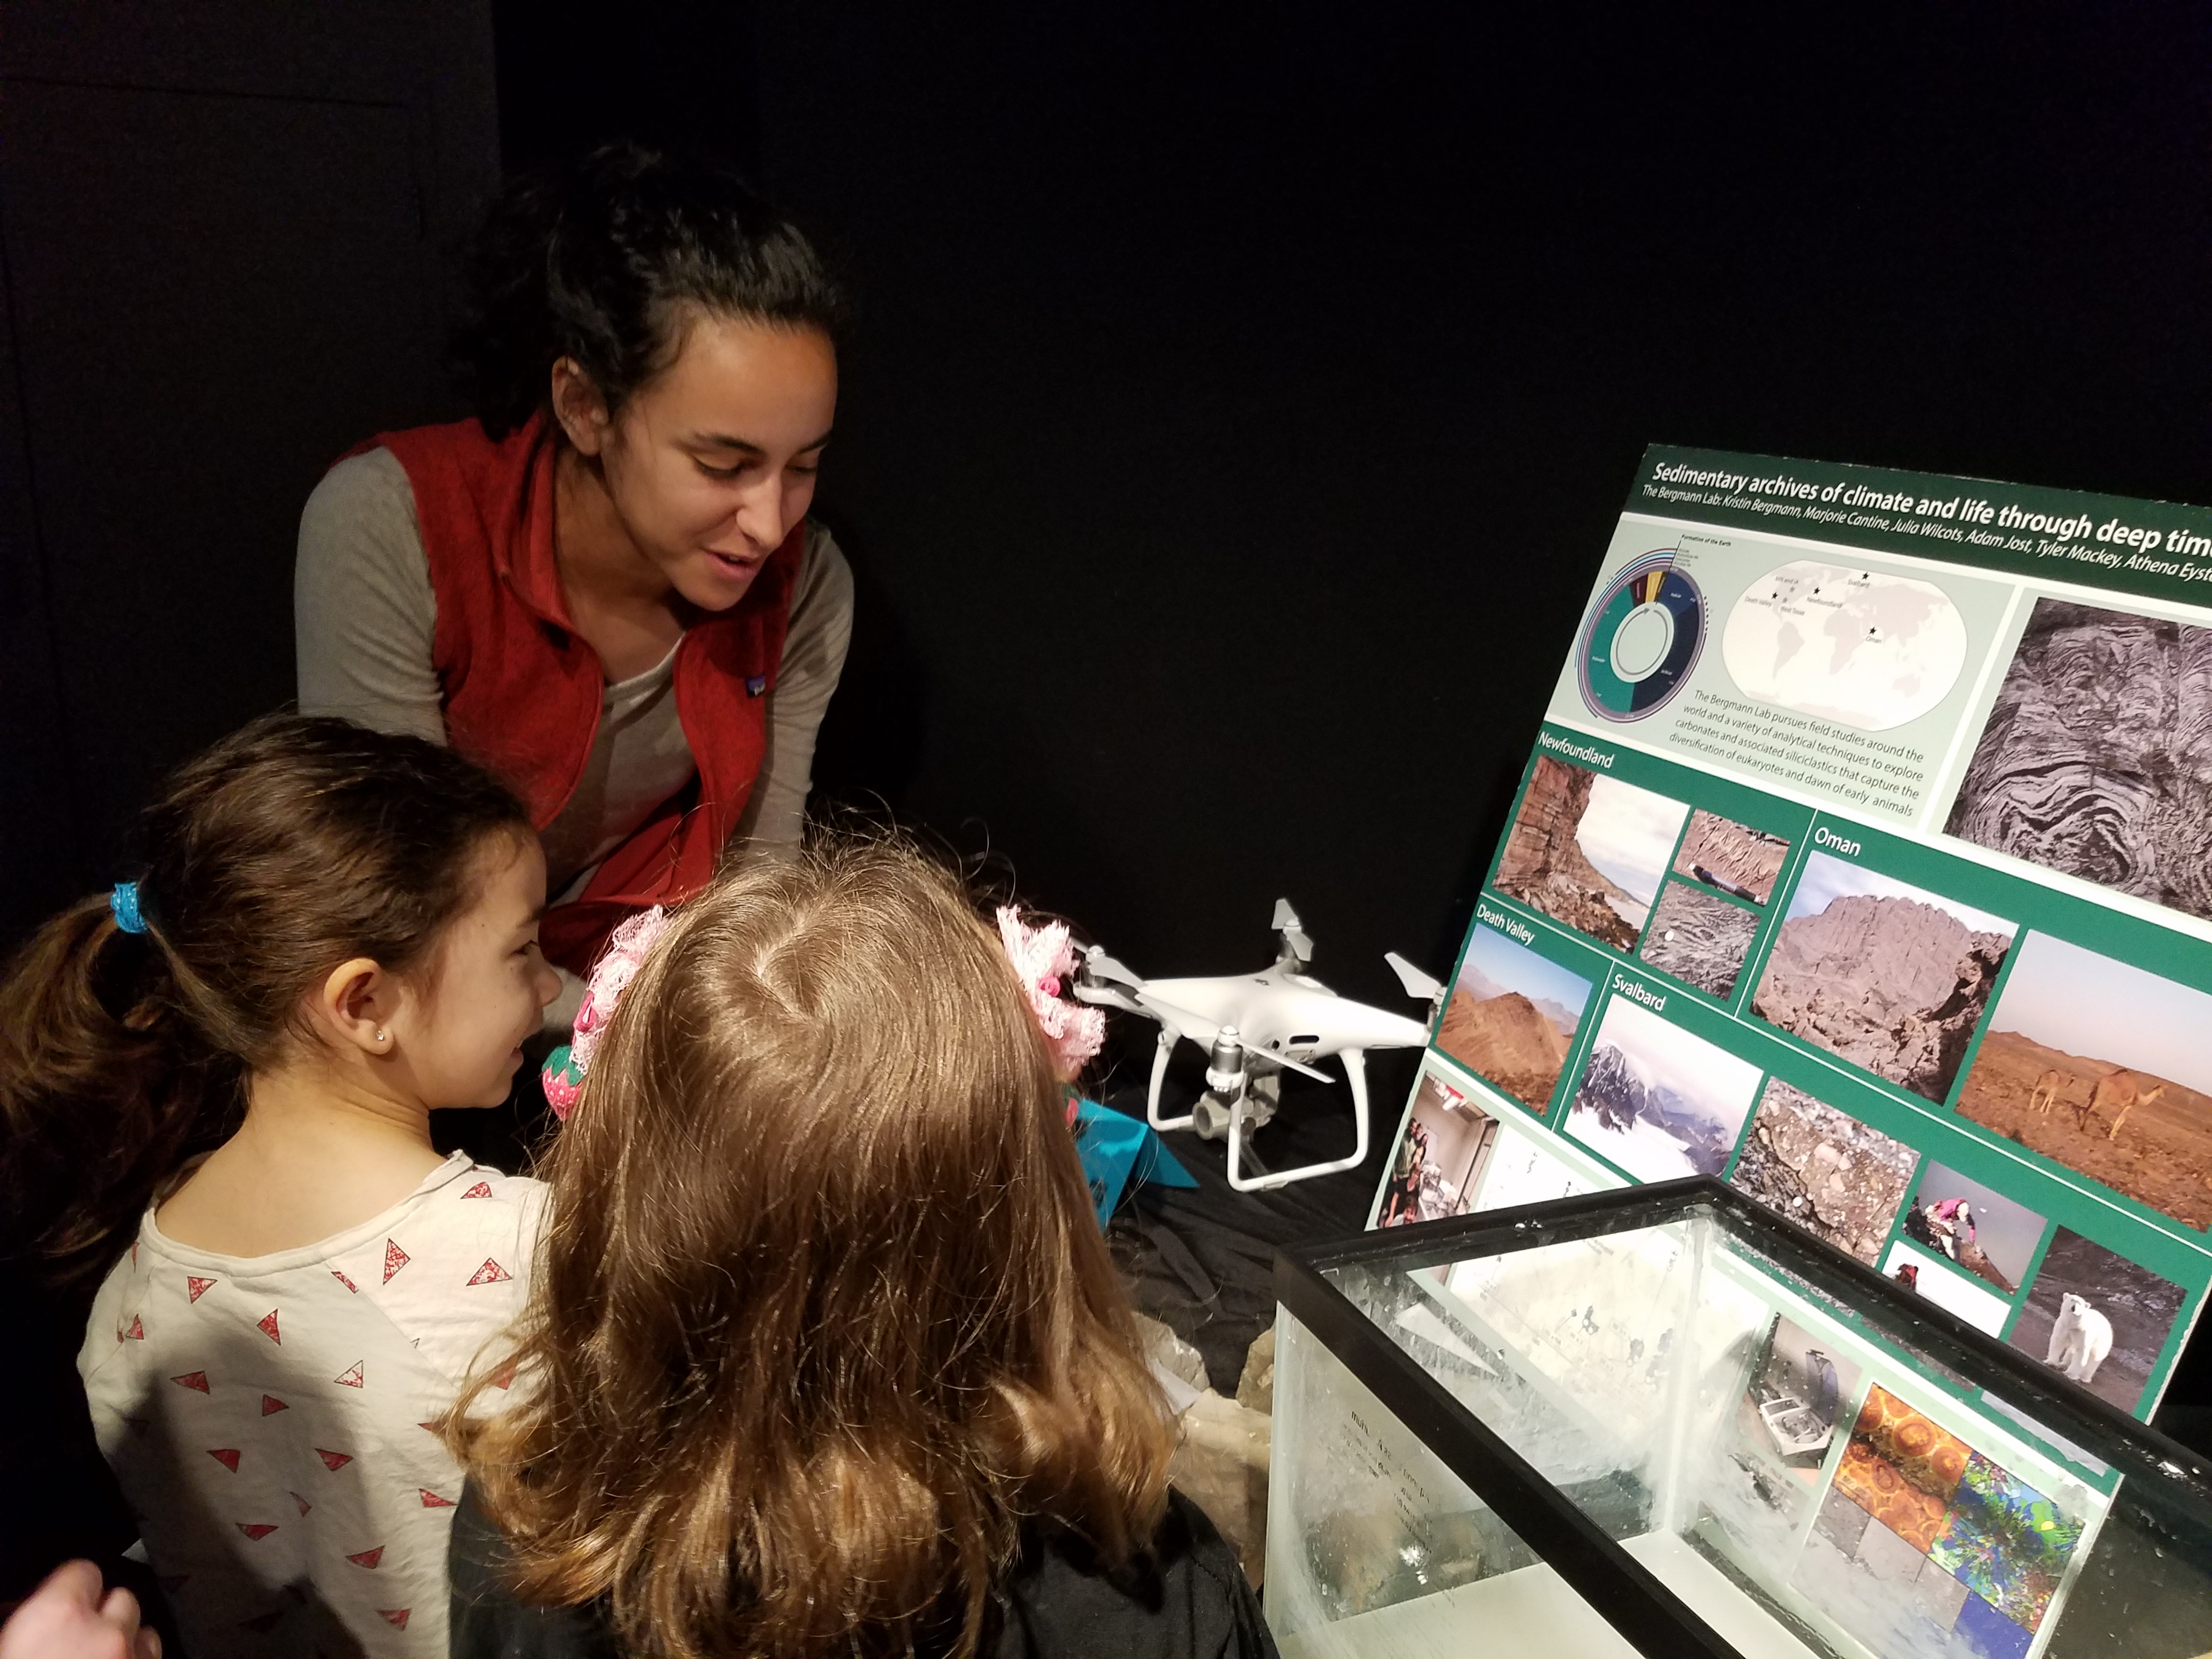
[746,674,768,697]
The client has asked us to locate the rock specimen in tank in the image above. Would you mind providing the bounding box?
[1752,895,2011,1104]
[1672,810,1790,906]
[1729,1081,1918,1266]
[1947,599,2212,924]
[1638,882,1760,998]
[1438,988,1571,1112]
[1493,758,1640,951]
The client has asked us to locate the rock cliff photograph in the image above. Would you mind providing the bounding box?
[1564,995,1763,1182]
[1946,599,2212,926]
[1436,924,1594,1113]
[1750,851,2014,1104]
[1638,880,1760,998]
[1493,757,1689,952]
[1728,1080,1919,1266]
[2007,1227,2185,1414]
[1952,930,2212,1231]
[1672,808,1792,905]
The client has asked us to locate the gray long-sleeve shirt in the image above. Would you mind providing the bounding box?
[295,448,854,1020]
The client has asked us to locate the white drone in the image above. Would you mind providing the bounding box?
[1071,900,1441,1192]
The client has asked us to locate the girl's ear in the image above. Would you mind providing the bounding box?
[318,956,398,1058]
[550,357,612,456]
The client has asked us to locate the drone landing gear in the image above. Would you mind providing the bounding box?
[1145,1027,1371,1193]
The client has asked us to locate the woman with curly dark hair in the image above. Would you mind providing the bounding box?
[296,142,853,1015]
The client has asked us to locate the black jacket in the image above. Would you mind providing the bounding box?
[449,1482,1280,1659]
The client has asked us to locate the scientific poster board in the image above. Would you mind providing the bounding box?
[1375,443,2212,1426]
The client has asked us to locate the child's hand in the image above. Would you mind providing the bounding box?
[0,1562,160,1659]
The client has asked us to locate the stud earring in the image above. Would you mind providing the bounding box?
[374,1030,388,1045]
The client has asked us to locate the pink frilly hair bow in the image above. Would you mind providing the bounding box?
[996,907,1105,1110]
[540,905,672,1120]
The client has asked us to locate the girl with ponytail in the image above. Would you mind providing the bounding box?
[0,715,561,1658]
[296,140,856,1026]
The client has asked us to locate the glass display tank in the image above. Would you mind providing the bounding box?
[1265,1178,2212,1659]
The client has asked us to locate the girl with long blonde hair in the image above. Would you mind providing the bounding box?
[448,842,1276,1658]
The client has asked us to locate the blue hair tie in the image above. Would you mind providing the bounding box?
[110,882,148,935]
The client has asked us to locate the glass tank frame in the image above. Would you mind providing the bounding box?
[1266,1177,2212,1659]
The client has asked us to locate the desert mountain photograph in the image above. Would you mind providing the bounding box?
[1436,924,1593,1113]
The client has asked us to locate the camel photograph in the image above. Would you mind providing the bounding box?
[1953,930,2212,1231]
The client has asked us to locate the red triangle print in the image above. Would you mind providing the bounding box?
[315,1448,353,1471]
[171,1370,210,1393]
[130,1240,139,1266]
[419,1420,441,1434]
[488,1358,518,1390]
[378,1610,411,1630]
[465,1257,512,1286]
[334,1361,364,1388]
[331,1267,358,1293]
[187,1274,216,1303]
[461,1180,493,1199]
[207,1448,241,1472]
[236,1522,277,1541]
[418,1488,455,1508]
[345,1547,384,1569]
[120,1316,144,1341]
[382,1238,409,1283]
[261,1394,287,1415]
[256,1308,281,1344]
[291,1491,312,1516]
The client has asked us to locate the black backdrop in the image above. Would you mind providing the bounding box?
[8,2,2212,1406]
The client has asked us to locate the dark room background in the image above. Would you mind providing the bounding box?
[8,4,2212,1407]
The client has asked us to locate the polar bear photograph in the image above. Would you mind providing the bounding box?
[2045,1294,2112,1384]
[2009,1227,2185,1413]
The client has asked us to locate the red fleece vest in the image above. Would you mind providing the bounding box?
[367,415,801,974]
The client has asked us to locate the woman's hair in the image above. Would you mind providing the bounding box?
[453,139,847,438]
[452,840,1171,1659]
[0,714,534,1283]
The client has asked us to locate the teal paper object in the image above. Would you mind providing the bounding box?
[1073,1097,1195,1226]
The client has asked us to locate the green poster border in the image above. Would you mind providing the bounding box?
[1633,442,2212,612]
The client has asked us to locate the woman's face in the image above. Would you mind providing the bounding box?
[567,314,838,612]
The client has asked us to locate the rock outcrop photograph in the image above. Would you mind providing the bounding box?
[1493,757,1688,952]
[1672,809,1791,906]
[1953,929,2212,1232]
[1638,881,1760,998]
[1946,599,2212,925]
[1728,1080,1918,1266]
[1436,924,1592,1112]
[1750,851,2013,1104]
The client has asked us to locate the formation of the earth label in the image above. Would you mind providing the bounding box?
[1578,550,1966,731]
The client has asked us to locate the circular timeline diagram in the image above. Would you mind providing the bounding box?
[1576,552,1706,723]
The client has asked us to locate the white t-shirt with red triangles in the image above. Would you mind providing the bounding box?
[77,1152,545,1659]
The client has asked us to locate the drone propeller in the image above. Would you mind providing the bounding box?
[1384,951,1443,1002]
[1081,944,1144,988]
[1271,898,1314,963]
[1130,990,1334,1083]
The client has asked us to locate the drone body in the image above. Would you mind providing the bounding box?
[1072,900,1438,1192]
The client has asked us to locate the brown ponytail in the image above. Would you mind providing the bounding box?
[0,714,533,1285]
